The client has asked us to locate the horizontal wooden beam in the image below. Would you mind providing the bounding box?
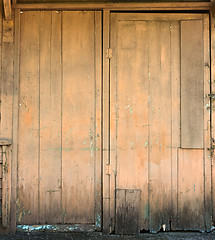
[12,2,213,11]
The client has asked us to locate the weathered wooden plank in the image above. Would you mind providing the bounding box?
[12,2,213,11]
[18,11,40,224]
[124,189,141,234]
[115,189,125,234]
[170,21,180,230]
[148,21,172,232]
[109,12,117,234]
[211,9,215,226]
[115,189,141,235]
[148,21,161,232]
[3,0,12,21]
[178,149,204,231]
[11,9,20,233]
[110,16,149,232]
[94,11,102,229]
[62,11,97,224]
[102,9,110,233]
[181,19,204,149]
[2,145,11,227]
[1,9,14,230]
[114,13,203,21]
[39,11,62,223]
[203,14,212,232]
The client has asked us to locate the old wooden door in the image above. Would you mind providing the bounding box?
[17,11,102,227]
[110,13,211,233]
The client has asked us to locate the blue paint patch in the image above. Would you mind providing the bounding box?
[194,185,196,192]
[96,214,101,228]
[17,225,53,232]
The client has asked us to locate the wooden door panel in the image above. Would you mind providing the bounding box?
[39,11,62,223]
[181,20,204,148]
[62,11,101,224]
[110,13,210,233]
[18,12,40,224]
[18,11,102,226]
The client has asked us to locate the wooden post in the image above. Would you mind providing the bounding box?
[1,139,12,228]
[11,9,20,234]
[3,0,11,21]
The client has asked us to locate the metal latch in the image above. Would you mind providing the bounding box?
[206,93,215,99]
[208,138,215,156]
[106,164,111,175]
[106,48,112,59]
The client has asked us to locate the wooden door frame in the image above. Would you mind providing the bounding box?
[11,4,215,234]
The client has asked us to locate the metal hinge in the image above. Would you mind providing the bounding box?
[206,93,215,99]
[106,48,112,59]
[106,164,111,175]
[208,138,215,157]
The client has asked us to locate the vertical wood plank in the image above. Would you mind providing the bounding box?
[39,11,62,223]
[109,12,117,234]
[148,21,161,232]
[170,21,180,230]
[181,20,204,149]
[94,11,102,229]
[124,189,141,234]
[115,189,125,234]
[203,14,212,232]
[18,11,40,224]
[178,149,204,231]
[103,9,110,233]
[211,9,215,226]
[149,21,172,232]
[11,8,20,233]
[111,17,149,232]
[1,8,13,230]
[62,11,98,224]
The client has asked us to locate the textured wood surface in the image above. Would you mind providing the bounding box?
[181,20,204,148]
[17,11,102,226]
[110,13,209,232]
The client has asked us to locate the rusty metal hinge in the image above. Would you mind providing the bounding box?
[208,138,215,157]
[106,48,112,59]
[106,164,111,175]
[206,93,215,99]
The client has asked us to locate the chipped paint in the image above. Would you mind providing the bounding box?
[89,129,94,157]
[17,224,99,232]
[96,214,101,227]
[131,142,135,149]
[145,141,148,148]
[124,104,133,115]
[16,198,31,223]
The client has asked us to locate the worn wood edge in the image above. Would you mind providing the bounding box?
[3,0,12,21]
[102,9,110,234]
[109,12,117,234]
[11,9,20,234]
[2,145,10,227]
[12,2,213,10]
[210,9,215,226]
[203,13,212,232]
[94,10,102,230]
